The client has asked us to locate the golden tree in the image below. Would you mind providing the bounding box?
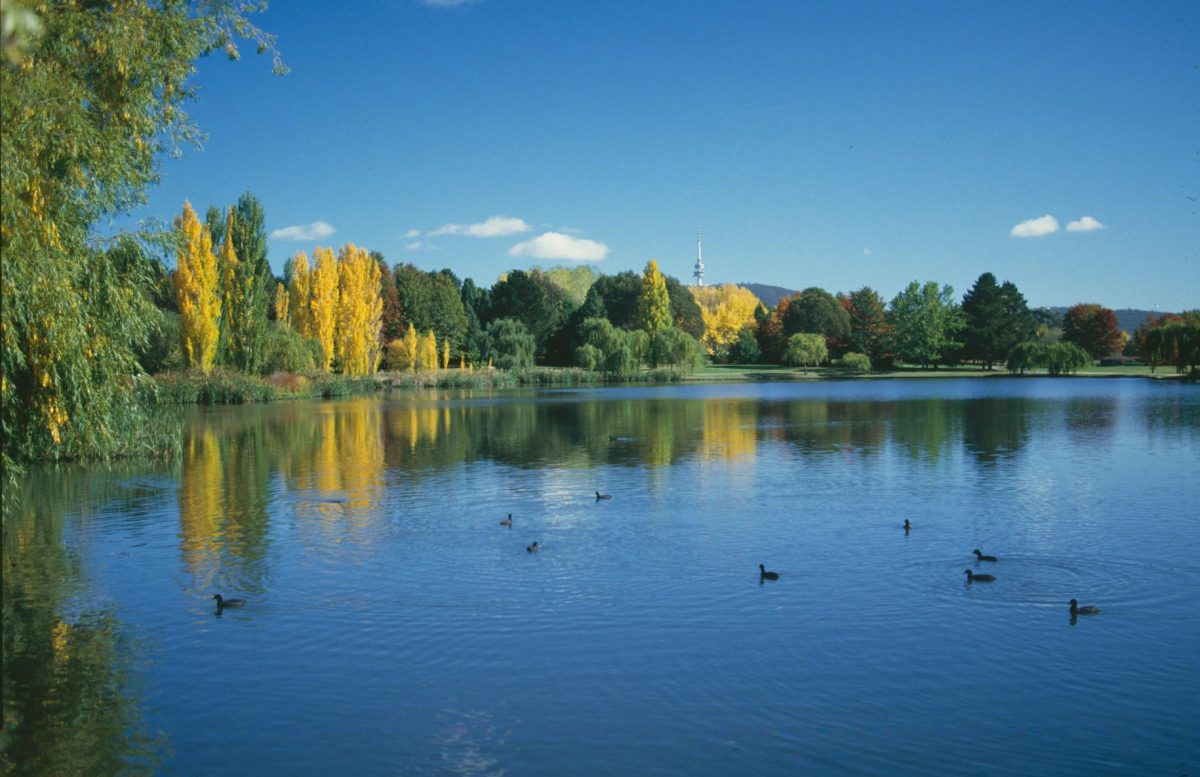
[274,282,289,327]
[334,243,382,376]
[217,209,240,363]
[288,251,312,337]
[416,330,438,372]
[174,200,221,372]
[637,259,672,334]
[442,339,451,369]
[690,284,762,355]
[309,246,339,371]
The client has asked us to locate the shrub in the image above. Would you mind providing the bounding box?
[261,324,320,375]
[841,352,872,372]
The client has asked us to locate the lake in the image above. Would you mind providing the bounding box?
[3,377,1198,776]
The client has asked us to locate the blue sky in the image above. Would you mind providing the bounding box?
[135,0,1198,311]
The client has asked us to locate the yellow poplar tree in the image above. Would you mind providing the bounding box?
[288,251,312,337]
[637,259,672,334]
[690,284,762,355]
[442,339,451,369]
[403,323,417,374]
[334,243,382,376]
[416,330,438,372]
[309,246,339,371]
[274,282,289,327]
[174,200,220,372]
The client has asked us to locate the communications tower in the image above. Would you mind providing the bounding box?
[693,231,705,286]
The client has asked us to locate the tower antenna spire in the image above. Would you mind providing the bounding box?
[693,229,705,287]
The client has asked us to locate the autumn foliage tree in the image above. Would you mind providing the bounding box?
[689,284,762,358]
[309,246,339,371]
[287,251,313,338]
[334,244,382,376]
[274,282,289,327]
[174,201,221,372]
[842,287,893,368]
[1062,303,1120,361]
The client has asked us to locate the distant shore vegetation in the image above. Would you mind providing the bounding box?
[2,2,1197,468]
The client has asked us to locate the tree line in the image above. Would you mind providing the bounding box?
[3,1,1196,470]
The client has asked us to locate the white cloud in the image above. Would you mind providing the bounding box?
[429,216,531,238]
[420,0,472,6]
[507,231,609,262]
[1066,216,1105,232]
[1010,214,1059,238]
[270,221,336,241]
[406,241,423,251]
[405,241,440,252]
[403,229,421,239]
[862,248,873,256]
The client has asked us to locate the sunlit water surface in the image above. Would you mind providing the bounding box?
[4,378,1199,775]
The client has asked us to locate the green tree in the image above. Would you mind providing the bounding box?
[485,318,535,370]
[584,271,641,329]
[650,327,705,372]
[216,201,269,374]
[961,272,1035,369]
[841,352,872,372]
[665,275,706,339]
[487,269,567,358]
[843,286,892,368]
[785,333,828,373]
[888,281,964,368]
[782,287,851,354]
[728,327,762,364]
[394,263,469,355]
[637,260,672,334]
[542,265,597,307]
[1062,303,1120,361]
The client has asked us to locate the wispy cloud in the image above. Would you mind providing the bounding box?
[430,216,531,238]
[403,229,421,239]
[1066,216,1105,232]
[405,241,440,252]
[862,248,873,256]
[1010,214,1059,238]
[419,0,473,6]
[271,221,336,241]
[507,232,608,262]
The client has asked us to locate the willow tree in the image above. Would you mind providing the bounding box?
[175,201,221,372]
[0,1,280,465]
[637,260,672,335]
[309,246,339,371]
[334,244,382,376]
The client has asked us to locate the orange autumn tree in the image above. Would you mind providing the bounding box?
[309,246,339,371]
[288,251,312,337]
[174,200,221,372]
[335,243,382,376]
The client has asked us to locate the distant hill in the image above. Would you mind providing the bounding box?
[737,283,796,308]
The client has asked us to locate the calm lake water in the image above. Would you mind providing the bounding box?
[3,377,1199,776]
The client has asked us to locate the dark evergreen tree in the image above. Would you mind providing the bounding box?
[664,275,705,339]
[782,287,851,355]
